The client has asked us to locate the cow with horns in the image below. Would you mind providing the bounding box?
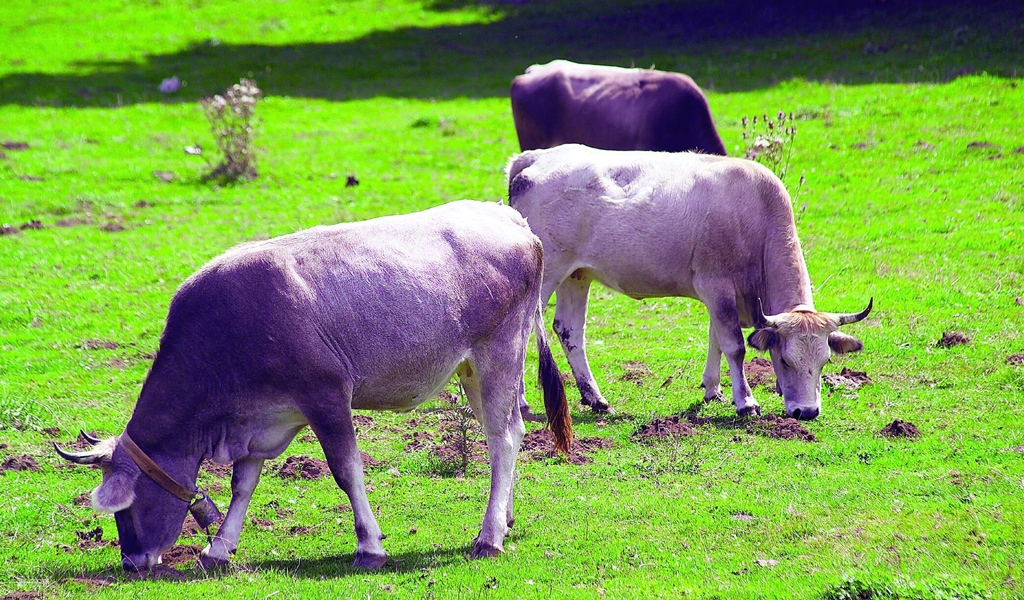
[56,200,572,572]
[506,144,873,419]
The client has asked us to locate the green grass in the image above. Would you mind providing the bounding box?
[1,0,1023,598]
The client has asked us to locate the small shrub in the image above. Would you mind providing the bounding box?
[741,110,797,182]
[200,78,262,183]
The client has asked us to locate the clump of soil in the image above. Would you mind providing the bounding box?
[277,455,331,480]
[162,544,202,567]
[879,419,921,439]
[1006,354,1024,366]
[201,460,232,478]
[2,455,40,473]
[936,331,970,348]
[299,433,317,443]
[403,431,434,452]
[180,515,205,538]
[78,339,120,350]
[20,220,43,230]
[41,426,60,436]
[966,140,997,149]
[353,415,375,428]
[618,361,652,386]
[1,141,29,150]
[634,415,696,441]
[0,225,20,236]
[824,367,872,392]
[1,591,44,600]
[520,429,613,465]
[359,451,381,469]
[745,357,776,389]
[75,526,116,550]
[288,525,313,535]
[99,222,125,232]
[748,414,816,442]
[72,492,92,506]
[251,517,273,529]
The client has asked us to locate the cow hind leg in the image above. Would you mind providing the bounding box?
[553,273,611,413]
[462,331,527,558]
[700,290,760,417]
[304,384,387,569]
[199,456,265,569]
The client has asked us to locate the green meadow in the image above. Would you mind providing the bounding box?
[1,1,1022,598]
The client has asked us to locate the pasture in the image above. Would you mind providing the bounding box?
[1,0,1022,598]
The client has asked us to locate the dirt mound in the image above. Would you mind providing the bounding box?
[1,592,44,600]
[634,415,696,441]
[277,455,331,480]
[403,431,434,452]
[824,367,872,391]
[73,492,92,506]
[251,517,273,530]
[618,361,652,386]
[55,217,93,228]
[879,419,921,439]
[745,357,776,389]
[520,429,613,465]
[201,460,232,478]
[2,455,40,473]
[936,331,970,348]
[162,544,202,567]
[353,415,375,427]
[20,220,43,230]
[1006,354,1024,366]
[78,339,120,350]
[41,427,60,436]
[180,515,205,538]
[75,526,116,550]
[0,225,19,236]
[359,451,381,469]
[1,141,29,150]
[749,414,816,442]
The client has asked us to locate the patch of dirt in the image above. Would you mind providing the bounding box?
[1013,146,1024,156]
[745,357,776,389]
[966,141,997,149]
[360,451,381,469]
[403,431,434,452]
[851,140,875,150]
[107,358,127,369]
[936,331,970,348]
[353,415,375,428]
[1,591,44,600]
[520,429,613,465]
[68,574,114,588]
[20,220,43,230]
[748,414,816,442]
[634,415,696,441]
[823,367,873,391]
[0,225,19,236]
[55,217,93,227]
[99,222,125,232]
[277,455,331,480]
[299,433,317,443]
[346,175,359,187]
[913,140,935,152]
[133,200,152,208]
[1006,354,1024,366]
[251,517,273,529]
[63,430,105,451]
[2,455,40,473]
[618,361,652,386]
[75,526,116,550]
[731,513,755,521]
[162,544,202,567]
[79,339,120,350]
[42,426,60,436]
[879,419,921,439]
[73,492,92,506]
[180,515,204,538]
[201,460,232,478]
[18,175,42,182]
[288,525,312,535]
[1,141,29,150]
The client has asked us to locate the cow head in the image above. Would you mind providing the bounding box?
[747,298,872,420]
[55,433,191,571]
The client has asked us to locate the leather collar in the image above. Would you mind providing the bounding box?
[120,432,197,502]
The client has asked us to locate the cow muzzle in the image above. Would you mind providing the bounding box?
[788,406,820,421]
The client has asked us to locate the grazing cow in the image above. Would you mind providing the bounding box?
[55,200,572,572]
[510,60,727,155]
[507,145,871,419]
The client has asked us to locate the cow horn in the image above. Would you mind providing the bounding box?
[833,297,873,326]
[80,430,103,446]
[53,442,109,465]
[756,298,781,328]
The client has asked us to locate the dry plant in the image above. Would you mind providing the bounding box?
[200,78,262,183]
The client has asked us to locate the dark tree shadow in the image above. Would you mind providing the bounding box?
[1,0,1020,107]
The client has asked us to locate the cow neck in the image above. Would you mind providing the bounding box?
[760,223,815,316]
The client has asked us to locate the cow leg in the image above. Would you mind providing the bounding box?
[199,456,264,569]
[553,273,611,413]
[462,334,527,558]
[701,322,724,401]
[703,293,760,416]
[306,387,387,569]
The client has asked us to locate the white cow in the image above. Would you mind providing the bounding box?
[507,145,871,420]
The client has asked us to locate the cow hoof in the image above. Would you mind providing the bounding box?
[353,550,388,569]
[589,403,615,415]
[470,541,504,559]
[703,390,725,402]
[736,404,761,418]
[196,552,230,572]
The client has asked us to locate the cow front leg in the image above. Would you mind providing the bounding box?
[553,274,611,413]
[306,388,387,569]
[199,456,264,569]
[701,322,724,401]
[704,295,760,417]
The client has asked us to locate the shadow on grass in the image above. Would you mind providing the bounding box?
[248,544,475,578]
[1,0,1020,107]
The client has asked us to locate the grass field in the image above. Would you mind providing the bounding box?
[1,0,1023,598]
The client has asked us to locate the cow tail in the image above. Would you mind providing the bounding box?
[505,152,538,208]
[533,306,572,454]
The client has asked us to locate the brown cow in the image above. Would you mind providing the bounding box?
[510,60,727,155]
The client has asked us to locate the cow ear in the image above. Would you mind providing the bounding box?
[828,331,864,355]
[747,328,777,351]
[91,465,139,513]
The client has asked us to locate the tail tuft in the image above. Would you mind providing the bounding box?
[534,309,572,453]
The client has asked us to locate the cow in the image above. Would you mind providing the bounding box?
[506,144,872,420]
[54,200,572,572]
[510,60,727,155]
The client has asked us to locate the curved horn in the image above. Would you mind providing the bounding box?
[80,430,103,446]
[756,298,781,328]
[834,297,873,326]
[53,442,105,465]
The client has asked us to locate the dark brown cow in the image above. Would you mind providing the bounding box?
[510,60,727,155]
